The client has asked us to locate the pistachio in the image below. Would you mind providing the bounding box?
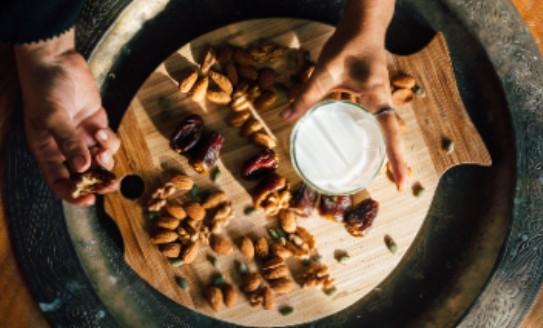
[270,243,292,259]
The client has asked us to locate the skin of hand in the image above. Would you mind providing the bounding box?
[282,0,409,191]
[14,29,120,205]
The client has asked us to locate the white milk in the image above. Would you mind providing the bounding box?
[290,101,385,194]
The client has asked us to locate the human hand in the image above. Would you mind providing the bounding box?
[15,29,120,205]
[281,0,409,190]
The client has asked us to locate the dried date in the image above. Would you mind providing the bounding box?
[290,182,319,217]
[242,148,278,179]
[318,195,352,222]
[71,167,117,199]
[170,114,203,154]
[344,198,379,237]
[189,131,224,174]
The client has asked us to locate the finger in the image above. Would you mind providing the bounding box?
[281,68,335,122]
[94,128,121,154]
[46,112,91,173]
[95,148,114,171]
[377,112,409,191]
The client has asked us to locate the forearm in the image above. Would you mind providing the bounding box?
[14,29,76,66]
[338,0,395,46]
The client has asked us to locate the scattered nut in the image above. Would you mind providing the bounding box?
[262,286,274,310]
[189,76,209,102]
[221,283,238,307]
[206,286,223,312]
[160,242,182,258]
[209,70,233,95]
[254,90,278,110]
[210,234,233,255]
[181,241,200,264]
[392,88,414,107]
[156,216,181,230]
[168,174,194,191]
[243,272,262,292]
[263,263,289,280]
[391,73,416,89]
[202,191,227,209]
[241,118,264,137]
[239,236,255,260]
[270,243,292,259]
[200,48,217,75]
[278,210,297,233]
[178,69,199,93]
[184,202,206,221]
[206,90,231,104]
[230,95,251,111]
[150,230,178,244]
[252,132,276,149]
[269,277,294,294]
[254,237,269,259]
[227,110,251,128]
[164,204,187,220]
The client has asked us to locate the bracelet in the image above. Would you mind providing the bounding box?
[374,106,395,117]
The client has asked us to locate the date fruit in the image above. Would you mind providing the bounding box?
[189,131,224,174]
[71,167,117,199]
[319,195,352,222]
[290,182,320,217]
[344,198,379,237]
[170,114,203,154]
[242,148,278,179]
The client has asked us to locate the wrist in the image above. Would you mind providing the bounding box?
[14,29,76,66]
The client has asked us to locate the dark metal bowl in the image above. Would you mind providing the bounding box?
[6,0,543,327]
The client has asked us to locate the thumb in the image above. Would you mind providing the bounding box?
[46,111,91,173]
[281,68,334,122]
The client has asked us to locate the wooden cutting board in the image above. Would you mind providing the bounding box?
[104,19,491,326]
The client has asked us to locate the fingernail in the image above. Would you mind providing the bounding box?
[99,151,112,166]
[96,129,108,141]
[72,155,86,169]
[281,108,293,119]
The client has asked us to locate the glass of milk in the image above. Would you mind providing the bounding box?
[290,100,385,195]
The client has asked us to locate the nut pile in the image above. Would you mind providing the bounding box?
[390,73,425,107]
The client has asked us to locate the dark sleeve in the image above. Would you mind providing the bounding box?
[0,0,84,44]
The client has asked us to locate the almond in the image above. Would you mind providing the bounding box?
[178,69,198,93]
[202,191,228,209]
[243,272,262,292]
[206,286,223,312]
[150,230,178,244]
[239,236,255,260]
[262,286,274,310]
[263,264,289,280]
[164,204,186,220]
[209,70,233,95]
[224,62,238,86]
[160,242,182,258]
[230,95,251,112]
[254,90,277,110]
[269,277,294,294]
[258,68,276,90]
[184,202,206,221]
[234,48,254,66]
[168,174,194,190]
[221,283,237,307]
[254,237,269,259]
[155,216,181,230]
[392,88,414,107]
[181,241,199,264]
[200,48,217,75]
[391,73,416,89]
[210,234,233,255]
[241,118,263,137]
[238,65,258,81]
[278,210,297,233]
[189,76,209,102]
[227,110,251,128]
[206,89,231,104]
[252,132,276,149]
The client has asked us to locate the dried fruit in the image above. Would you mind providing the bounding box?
[252,174,287,208]
[254,236,269,259]
[239,236,255,260]
[269,278,294,294]
[391,73,416,89]
[412,182,425,197]
[180,241,199,263]
[221,283,238,307]
[183,202,205,221]
[189,76,209,102]
[226,110,251,128]
[234,48,254,66]
[258,68,276,90]
[178,69,199,93]
[242,148,278,179]
[384,234,398,254]
[241,118,264,137]
[71,167,117,199]
[224,62,238,86]
[242,272,262,292]
[189,131,224,174]
[168,174,194,191]
[206,286,223,312]
[254,90,278,110]
[238,65,258,81]
[216,44,233,64]
[344,198,379,237]
[290,183,319,217]
[278,210,297,233]
[202,191,227,209]
[210,234,233,255]
[206,89,231,104]
[209,70,233,95]
[230,95,251,112]
[200,48,217,75]
[160,242,182,258]
[170,114,203,154]
[252,132,276,149]
[392,88,414,107]
[319,195,352,222]
[150,230,178,244]
[156,216,181,230]
[262,286,274,310]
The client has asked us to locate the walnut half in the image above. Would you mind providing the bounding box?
[71,167,117,199]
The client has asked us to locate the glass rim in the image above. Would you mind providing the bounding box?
[289,100,386,196]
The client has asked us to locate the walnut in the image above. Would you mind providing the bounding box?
[71,167,117,199]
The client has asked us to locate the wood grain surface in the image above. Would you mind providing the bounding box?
[0,1,541,326]
[103,20,489,326]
